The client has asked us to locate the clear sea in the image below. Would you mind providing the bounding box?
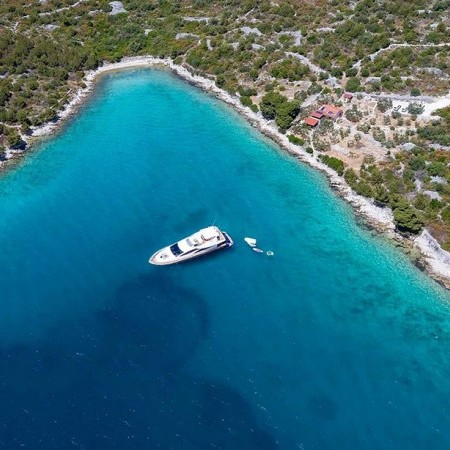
[1,69,450,449]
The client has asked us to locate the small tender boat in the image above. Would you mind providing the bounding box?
[244,237,257,247]
[149,226,233,265]
[252,248,264,253]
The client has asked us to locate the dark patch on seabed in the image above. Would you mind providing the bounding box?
[0,274,276,449]
[172,208,209,235]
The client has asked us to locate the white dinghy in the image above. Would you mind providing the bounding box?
[244,237,257,247]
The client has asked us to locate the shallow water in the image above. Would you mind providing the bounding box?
[0,69,449,449]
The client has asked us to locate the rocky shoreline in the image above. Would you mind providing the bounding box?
[3,55,450,290]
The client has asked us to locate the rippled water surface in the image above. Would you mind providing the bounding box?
[0,69,450,449]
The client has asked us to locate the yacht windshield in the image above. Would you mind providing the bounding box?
[170,243,183,256]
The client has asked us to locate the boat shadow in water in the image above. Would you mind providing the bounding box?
[0,273,276,449]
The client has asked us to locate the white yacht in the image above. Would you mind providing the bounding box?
[149,226,234,265]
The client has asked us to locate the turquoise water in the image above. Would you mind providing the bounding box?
[1,69,450,449]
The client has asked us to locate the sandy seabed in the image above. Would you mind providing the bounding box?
[6,55,450,289]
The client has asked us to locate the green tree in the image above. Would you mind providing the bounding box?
[392,198,423,233]
[260,92,286,120]
[6,129,23,148]
[260,93,299,130]
[275,100,300,131]
[345,77,361,92]
[345,107,362,122]
[414,193,429,211]
[377,98,393,113]
[344,168,358,186]
[373,185,389,204]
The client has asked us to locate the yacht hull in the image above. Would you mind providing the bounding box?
[149,228,233,265]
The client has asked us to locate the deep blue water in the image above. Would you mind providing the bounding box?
[1,69,450,449]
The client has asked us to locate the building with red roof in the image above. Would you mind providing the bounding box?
[304,117,320,127]
[342,92,353,102]
[317,104,343,120]
[311,111,324,119]
[304,104,343,127]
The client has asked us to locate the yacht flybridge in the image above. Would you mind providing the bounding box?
[149,226,234,265]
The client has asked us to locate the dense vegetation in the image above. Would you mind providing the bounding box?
[319,154,345,176]
[1,0,448,138]
[260,92,300,130]
[418,106,450,145]
[341,145,450,240]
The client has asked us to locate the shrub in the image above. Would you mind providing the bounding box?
[373,185,389,205]
[307,82,322,95]
[240,95,253,108]
[238,86,257,97]
[430,199,443,210]
[288,134,304,146]
[436,106,450,124]
[345,108,362,122]
[418,124,450,146]
[344,168,358,186]
[392,198,423,233]
[270,58,310,81]
[441,207,450,224]
[414,194,429,211]
[6,129,23,148]
[427,162,446,177]
[216,75,226,88]
[409,156,426,171]
[408,102,424,115]
[377,98,393,113]
[319,154,345,175]
[345,77,361,92]
[354,181,373,198]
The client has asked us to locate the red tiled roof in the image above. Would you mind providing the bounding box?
[322,105,343,115]
[311,111,324,119]
[343,92,353,99]
[304,117,319,126]
[313,104,343,119]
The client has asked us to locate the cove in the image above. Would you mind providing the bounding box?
[0,68,450,449]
